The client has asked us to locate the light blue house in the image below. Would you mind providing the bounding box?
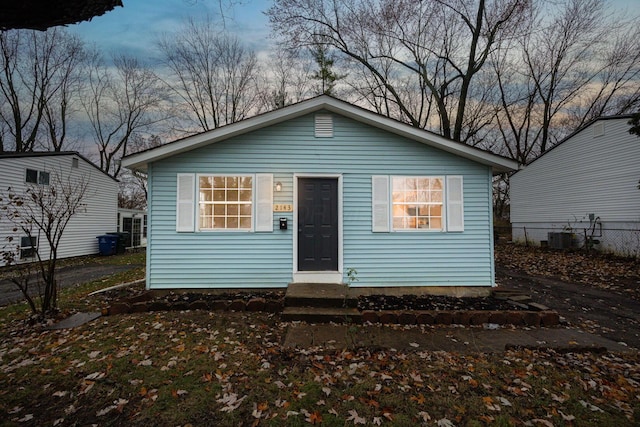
[122,96,517,293]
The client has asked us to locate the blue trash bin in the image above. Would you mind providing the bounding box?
[97,234,118,256]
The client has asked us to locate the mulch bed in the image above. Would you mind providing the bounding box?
[357,294,529,311]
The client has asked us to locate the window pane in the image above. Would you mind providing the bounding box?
[226,177,238,189]
[227,190,239,201]
[213,190,225,201]
[392,178,404,191]
[227,217,238,228]
[201,216,213,229]
[393,217,403,229]
[240,217,252,228]
[227,204,238,215]
[200,189,213,202]
[240,176,252,188]
[417,178,429,189]
[200,176,213,189]
[214,216,225,228]
[214,204,225,215]
[239,190,252,201]
[39,172,49,185]
[213,176,225,188]
[26,169,37,183]
[201,204,213,216]
[240,204,251,215]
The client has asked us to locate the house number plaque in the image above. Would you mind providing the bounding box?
[274,204,293,212]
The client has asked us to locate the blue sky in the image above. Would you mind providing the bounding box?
[72,0,638,62]
[72,0,272,61]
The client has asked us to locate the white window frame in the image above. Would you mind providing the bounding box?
[197,174,255,232]
[25,168,50,185]
[20,235,37,259]
[292,173,343,284]
[391,176,445,232]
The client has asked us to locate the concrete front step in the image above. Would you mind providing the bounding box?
[284,283,358,308]
[282,307,362,323]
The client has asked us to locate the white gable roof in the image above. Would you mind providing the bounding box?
[122,95,518,173]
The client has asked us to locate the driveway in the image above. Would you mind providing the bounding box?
[496,266,640,349]
[0,263,141,306]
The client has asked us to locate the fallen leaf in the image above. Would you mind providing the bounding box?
[17,414,33,423]
[306,411,323,424]
[437,418,454,427]
[347,409,366,425]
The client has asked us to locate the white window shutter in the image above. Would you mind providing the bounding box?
[255,174,273,232]
[372,175,390,232]
[176,174,195,232]
[446,175,464,232]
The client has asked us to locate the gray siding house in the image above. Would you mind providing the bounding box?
[511,115,640,256]
[123,96,517,292]
[0,152,118,265]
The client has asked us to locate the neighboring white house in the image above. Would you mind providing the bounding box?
[511,115,640,257]
[117,208,147,248]
[0,152,118,265]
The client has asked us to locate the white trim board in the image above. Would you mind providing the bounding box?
[292,173,344,284]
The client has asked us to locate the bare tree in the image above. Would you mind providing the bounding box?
[493,0,640,161]
[268,0,527,142]
[117,134,162,209]
[82,53,169,178]
[0,28,86,152]
[259,48,315,111]
[158,17,261,132]
[0,171,89,318]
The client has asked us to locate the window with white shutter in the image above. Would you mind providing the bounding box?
[372,175,464,233]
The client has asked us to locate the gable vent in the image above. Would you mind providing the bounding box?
[592,122,604,137]
[315,114,333,137]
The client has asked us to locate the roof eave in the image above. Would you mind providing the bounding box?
[122,96,518,173]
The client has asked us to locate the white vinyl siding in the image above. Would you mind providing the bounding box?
[0,154,117,266]
[511,118,640,223]
[176,173,195,232]
[511,117,640,255]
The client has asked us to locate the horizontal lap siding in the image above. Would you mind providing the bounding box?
[148,113,494,288]
[0,156,117,265]
[343,168,492,287]
[512,118,640,223]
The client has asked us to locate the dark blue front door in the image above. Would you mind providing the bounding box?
[297,178,338,271]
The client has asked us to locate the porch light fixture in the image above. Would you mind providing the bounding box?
[275,182,282,192]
